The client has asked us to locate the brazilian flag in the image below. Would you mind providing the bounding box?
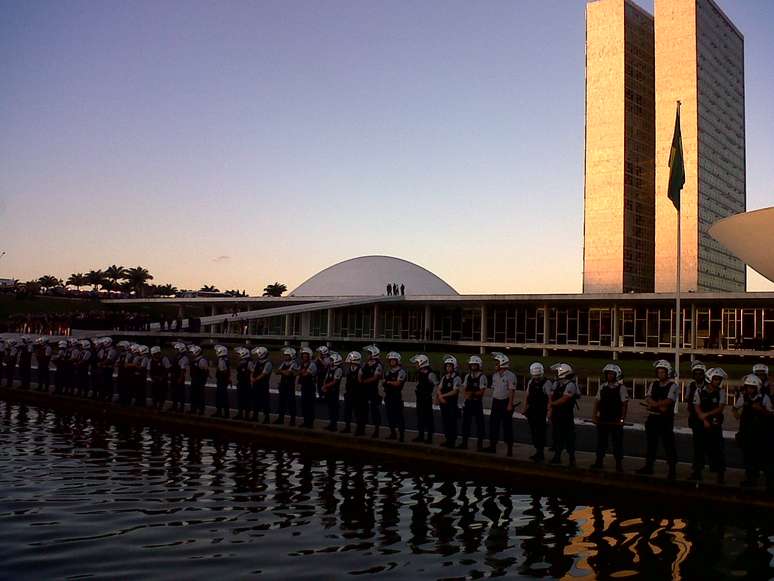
[667,104,685,211]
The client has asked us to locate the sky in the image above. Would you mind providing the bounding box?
[1,0,773,295]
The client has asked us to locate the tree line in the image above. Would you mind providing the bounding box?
[8,266,288,298]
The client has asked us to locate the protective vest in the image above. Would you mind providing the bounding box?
[236,359,250,385]
[298,363,316,390]
[551,380,577,421]
[698,387,724,427]
[687,380,705,423]
[527,378,549,410]
[325,367,342,391]
[415,367,436,399]
[649,381,676,416]
[345,366,360,393]
[253,360,271,389]
[598,383,623,423]
[384,367,405,395]
[216,356,230,383]
[149,358,167,382]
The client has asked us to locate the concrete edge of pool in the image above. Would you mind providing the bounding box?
[2,385,772,515]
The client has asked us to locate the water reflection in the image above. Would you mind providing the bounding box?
[0,399,771,580]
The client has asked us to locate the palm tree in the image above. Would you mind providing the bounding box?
[85,269,107,292]
[200,284,220,293]
[263,282,287,297]
[125,266,154,297]
[105,265,127,289]
[155,283,178,297]
[66,273,87,291]
[38,275,63,292]
[23,280,41,296]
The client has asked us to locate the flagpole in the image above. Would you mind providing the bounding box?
[674,100,682,382]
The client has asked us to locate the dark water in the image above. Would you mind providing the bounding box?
[0,401,772,581]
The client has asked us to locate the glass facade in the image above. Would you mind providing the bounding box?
[584,0,655,293]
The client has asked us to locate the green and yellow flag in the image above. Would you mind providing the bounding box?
[667,103,685,211]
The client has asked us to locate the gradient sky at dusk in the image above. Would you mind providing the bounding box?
[2,0,773,294]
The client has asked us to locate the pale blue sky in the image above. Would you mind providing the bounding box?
[1,0,772,294]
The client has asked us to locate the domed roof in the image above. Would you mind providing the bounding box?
[709,207,774,283]
[290,256,458,297]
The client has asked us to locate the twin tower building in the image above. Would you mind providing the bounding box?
[583,0,745,294]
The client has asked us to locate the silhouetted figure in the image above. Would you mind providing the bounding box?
[392,283,398,296]
[386,284,392,296]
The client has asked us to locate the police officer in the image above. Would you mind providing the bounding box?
[169,342,189,412]
[636,360,679,480]
[322,351,344,431]
[213,344,231,418]
[234,347,252,420]
[410,354,438,444]
[98,337,117,402]
[459,355,487,451]
[149,346,171,411]
[591,364,628,472]
[753,364,770,397]
[383,352,407,442]
[4,339,18,387]
[315,346,331,400]
[77,340,93,398]
[690,367,727,483]
[341,351,361,434]
[34,337,53,392]
[17,337,32,390]
[437,355,461,448]
[53,340,69,395]
[359,345,383,438]
[733,374,774,489]
[685,361,708,470]
[297,347,318,428]
[274,347,297,426]
[114,341,131,405]
[189,345,209,415]
[548,362,579,466]
[250,346,272,423]
[484,352,516,457]
[66,339,81,396]
[523,362,551,462]
[132,345,150,406]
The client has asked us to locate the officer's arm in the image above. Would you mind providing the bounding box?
[551,393,572,407]
[656,398,674,413]
[703,402,725,419]
[591,399,599,422]
[621,400,628,422]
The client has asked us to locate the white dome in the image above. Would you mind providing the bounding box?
[290,256,458,297]
[709,207,774,283]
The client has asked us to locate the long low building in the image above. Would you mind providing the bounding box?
[103,255,774,359]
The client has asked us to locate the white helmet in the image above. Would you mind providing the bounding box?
[468,355,483,367]
[214,345,228,357]
[315,346,329,356]
[234,346,250,359]
[491,352,510,368]
[653,359,673,374]
[299,347,313,357]
[80,340,91,349]
[329,351,343,366]
[410,354,430,368]
[387,351,402,362]
[281,347,296,358]
[58,340,68,348]
[753,364,769,375]
[68,338,78,346]
[129,344,139,354]
[691,360,707,373]
[252,346,269,360]
[529,362,545,377]
[364,345,380,359]
[189,345,202,356]
[442,354,458,368]
[551,362,574,380]
[150,346,162,355]
[345,351,362,364]
[602,363,623,380]
[138,345,150,356]
[117,340,130,349]
[743,374,763,392]
[34,337,46,345]
[705,367,728,382]
[173,342,187,353]
[102,337,113,347]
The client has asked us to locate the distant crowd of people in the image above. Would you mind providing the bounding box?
[1,311,154,335]
[1,337,772,491]
[386,283,405,296]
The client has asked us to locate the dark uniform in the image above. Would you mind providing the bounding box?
[98,344,117,401]
[550,379,579,465]
[4,343,18,387]
[323,364,344,431]
[524,376,550,460]
[18,341,32,390]
[638,380,679,479]
[735,390,774,488]
[214,354,231,418]
[691,385,726,482]
[170,351,189,412]
[383,365,407,441]
[116,349,132,405]
[460,371,487,450]
[686,376,707,473]
[235,356,251,419]
[251,357,272,422]
[190,353,209,415]
[53,345,68,395]
[593,382,628,470]
[149,354,170,410]
[358,360,382,437]
[275,358,297,425]
[36,342,52,392]
[132,353,149,406]
[438,372,461,448]
[342,364,360,433]
[413,366,438,443]
[298,358,318,428]
[486,369,517,456]
[77,345,92,398]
